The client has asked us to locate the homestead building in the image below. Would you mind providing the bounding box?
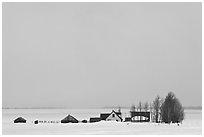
[125,111,150,122]
[61,115,78,123]
[14,117,26,123]
[89,110,123,122]
[89,117,101,123]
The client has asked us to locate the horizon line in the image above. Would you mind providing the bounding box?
[2,105,202,110]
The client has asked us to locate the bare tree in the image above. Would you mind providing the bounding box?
[144,102,149,112]
[149,103,153,122]
[130,104,136,121]
[131,104,136,112]
[118,106,121,113]
[138,101,142,112]
[138,101,142,121]
[153,95,162,123]
[159,98,164,122]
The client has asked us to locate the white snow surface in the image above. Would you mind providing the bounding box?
[2,108,202,135]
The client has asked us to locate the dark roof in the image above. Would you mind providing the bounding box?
[14,117,26,123]
[100,113,110,120]
[61,115,78,123]
[115,111,121,116]
[130,111,150,118]
[89,117,101,123]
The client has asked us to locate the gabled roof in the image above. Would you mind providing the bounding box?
[108,110,123,121]
[100,110,122,121]
[61,114,78,123]
[14,117,26,123]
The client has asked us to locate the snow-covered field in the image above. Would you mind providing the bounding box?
[2,108,202,135]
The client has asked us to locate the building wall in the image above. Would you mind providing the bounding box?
[106,113,122,122]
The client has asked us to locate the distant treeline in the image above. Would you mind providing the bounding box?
[102,106,202,110]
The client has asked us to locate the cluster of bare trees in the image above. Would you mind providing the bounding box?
[130,92,184,124]
[131,101,150,112]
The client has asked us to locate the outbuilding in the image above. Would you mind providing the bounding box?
[61,115,78,123]
[89,117,101,123]
[14,117,26,123]
[34,120,38,124]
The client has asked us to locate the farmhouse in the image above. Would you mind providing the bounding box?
[89,110,123,122]
[100,110,122,122]
[14,117,26,123]
[105,110,123,122]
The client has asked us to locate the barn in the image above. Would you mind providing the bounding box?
[61,115,78,123]
[14,117,26,123]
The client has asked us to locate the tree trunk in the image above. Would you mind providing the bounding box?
[168,108,171,123]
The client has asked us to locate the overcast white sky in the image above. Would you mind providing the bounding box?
[3,2,201,108]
